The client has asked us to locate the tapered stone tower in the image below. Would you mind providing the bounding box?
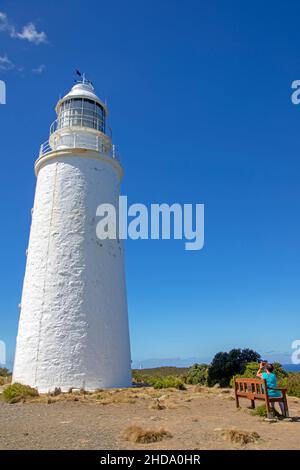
[13,77,131,392]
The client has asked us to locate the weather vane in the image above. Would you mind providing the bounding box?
[75,70,93,87]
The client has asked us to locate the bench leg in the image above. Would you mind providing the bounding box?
[235,394,239,409]
[265,397,273,418]
[251,399,255,409]
[282,394,289,417]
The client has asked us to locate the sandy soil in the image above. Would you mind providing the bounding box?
[0,385,299,450]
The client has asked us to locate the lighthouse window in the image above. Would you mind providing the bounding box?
[58,98,105,132]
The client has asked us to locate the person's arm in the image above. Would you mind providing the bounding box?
[257,362,264,378]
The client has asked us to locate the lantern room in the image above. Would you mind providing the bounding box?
[54,79,108,134]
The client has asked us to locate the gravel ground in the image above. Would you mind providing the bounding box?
[0,386,300,450]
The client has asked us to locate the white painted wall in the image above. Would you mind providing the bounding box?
[13,154,131,392]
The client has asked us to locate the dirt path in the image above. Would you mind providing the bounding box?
[0,386,299,450]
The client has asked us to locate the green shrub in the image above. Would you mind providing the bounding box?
[286,373,300,397]
[151,376,186,390]
[3,383,39,404]
[186,363,208,385]
[132,368,187,390]
[230,362,260,387]
[132,371,144,383]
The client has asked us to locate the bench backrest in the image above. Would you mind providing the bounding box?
[234,377,267,400]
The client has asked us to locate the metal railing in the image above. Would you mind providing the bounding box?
[50,115,109,135]
[39,132,120,162]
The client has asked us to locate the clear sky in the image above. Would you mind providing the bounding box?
[1,0,300,369]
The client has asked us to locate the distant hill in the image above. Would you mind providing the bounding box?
[132,357,210,369]
[133,364,300,378]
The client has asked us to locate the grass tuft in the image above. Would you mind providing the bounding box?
[121,425,172,443]
[222,429,260,445]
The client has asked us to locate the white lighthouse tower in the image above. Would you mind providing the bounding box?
[13,76,132,392]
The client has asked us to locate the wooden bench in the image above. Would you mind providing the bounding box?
[234,377,289,418]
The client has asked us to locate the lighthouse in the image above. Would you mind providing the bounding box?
[13,76,132,392]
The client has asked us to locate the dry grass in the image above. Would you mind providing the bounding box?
[43,392,135,405]
[2,384,239,414]
[149,399,166,410]
[93,394,136,405]
[194,385,206,393]
[121,425,173,444]
[221,428,260,445]
[32,386,170,406]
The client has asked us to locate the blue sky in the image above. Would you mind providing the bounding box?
[1,0,300,369]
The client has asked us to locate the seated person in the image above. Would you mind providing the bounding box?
[257,362,285,415]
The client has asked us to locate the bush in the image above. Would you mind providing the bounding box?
[132,371,144,383]
[3,383,39,404]
[132,369,187,390]
[186,363,208,385]
[208,349,261,387]
[286,373,300,397]
[150,376,186,390]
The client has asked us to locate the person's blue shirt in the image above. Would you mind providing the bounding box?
[262,372,281,397]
